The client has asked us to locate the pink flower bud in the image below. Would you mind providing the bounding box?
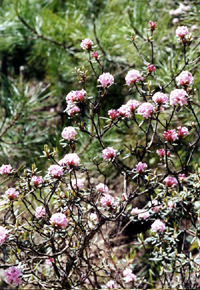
[149,21,157,31]
[31,175,43,186]
[176,26,189,38]
[177,126,189,138]
[179,173,186,181]
[147,63,156,73]
[156,149,170,158]
[108,109,119,120]
[100,194,114,209]
[92,51,98,59]
[35,206,46,219]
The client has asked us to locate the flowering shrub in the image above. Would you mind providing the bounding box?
[1,21,200,290]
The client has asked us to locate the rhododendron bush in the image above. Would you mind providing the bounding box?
[1,22,200,290]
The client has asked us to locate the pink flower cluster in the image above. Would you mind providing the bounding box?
[70,179,84,189]
[147,63,156,73]
[61,126,77,141]
[100,194,114,209]
[35,206,46,219]
[177,126,189,138]
[106,280,118,289]
[80,38,93,50]
[151,219,166,233]
[0,164,12,175]
[0,226,8,245]
[50,213,68,228]
[108,109,119,120]
[170,89,188,106]
[163,129,178,142]
[152,92,168,104]
[148,200,162,213]
[98,72,114,88]
[137,102,154,119]
[176,71,194,86]
[135,161,147,174]
[96,183,109,193]
[31,175,43,186]
[123,268,137,283]
[65,89,86,116]
[149,21,157,31]
[131,207,149,220]
[59,153,80,167]
[176,26,189,38]
[48,165,64,177]
[66,89,86,103]
[6,188,19,200]
[102,147,117,161]
[156,149,170,158]
[164,176,177,187]
[5,266,22,286]
[125,69,142,86]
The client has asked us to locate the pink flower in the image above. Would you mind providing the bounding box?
[0,164,12,175]
[5,188,19,200]
[137,102,154,119]
[151,219,166,233]
[164,176,177,187]
[80,38,93,50]
[126,99,140,112]
[172,18,179,25]
[147,63,156,73]
[118,104,132,118]
[106,280,118,289]
[135,161,147,174]
[123,268,137,283]
[66,90,86,103]
[176,71,194,86]
[48,165,64,177]
[96,183,109,193]
[125,69,142,86]
[70,179,84,189]
[50,213,68,228]
[35,206,46,219]
[102,147,117,161]
[156,149,170,158]
[0,226,8,245]
[100,194,114,209]
[31,175,43,186]
[131,207,141,215]
[176,26,189,38]
[149,21,157,31]
[5,266,22,286]
[61,126,77,141]
[177,126,189,138]
[98,72,114,88]
[148,200,162,213]
[108,109,119,120]
[59,153,80,167]
[168,200,176,208]
[152,92,168,104]
[170,89,188,106]
[138,210,150,220]
[92,51,98,59]
[46,258,53,266]
[163,129,178,142]
[65,104,80,116]
[179,173,186,181]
